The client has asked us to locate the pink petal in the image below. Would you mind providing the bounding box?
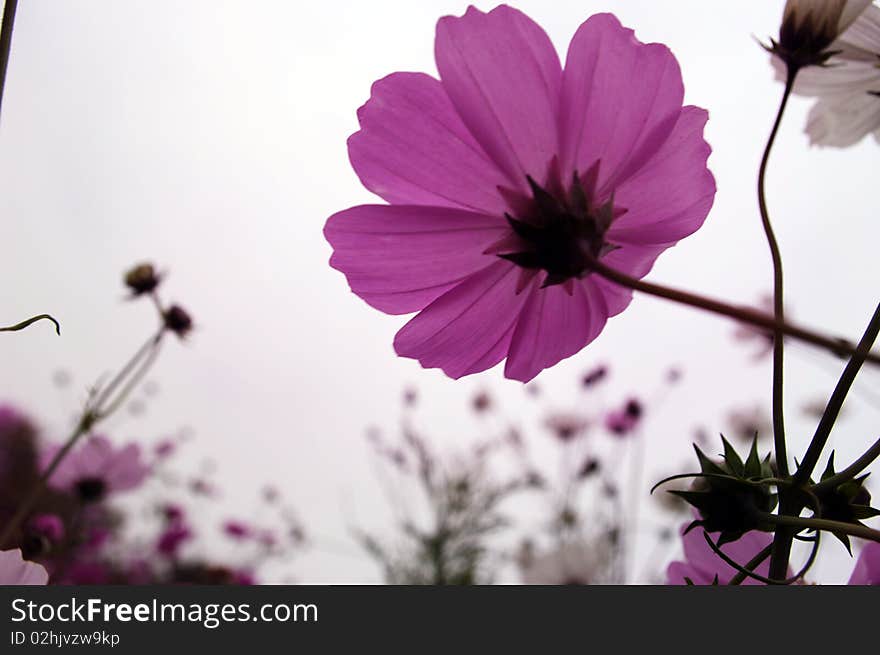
[671,526,775,585]
[504,280,608,382]
[348,72,510,214]
[435,5,562,187]
[394,261,528,378]
[593,244,668,317]
[105,444,149,492]
[0,549,48,585]
[559,14,684,192]
[325,205,506,315]
[848,543,880,585]
[666,561,712,586]
[606,107,715,245]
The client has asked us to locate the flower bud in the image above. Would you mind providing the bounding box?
[124,263,162,297]
[163,305,193,339]
[771,0,873,70]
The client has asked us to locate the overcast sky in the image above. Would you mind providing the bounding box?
[1,1,878,583]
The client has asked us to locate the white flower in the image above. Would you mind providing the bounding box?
[0,549,48,585]
[773,0,874,69]
[792,4,880,146]
[519,539,615,585]
[784,0,873,44]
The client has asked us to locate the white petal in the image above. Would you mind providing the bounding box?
[806,88,880,146]
[794,59,880,96]
[837,0,875,35]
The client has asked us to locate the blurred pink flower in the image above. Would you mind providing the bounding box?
[520,539,614,585]
[28,514,65,543]
[325,6,715,382]
[0,549,48,585]
[42,436,149,502]
[157,523,193,558]
[604,398,643,437]
[58,561,111,585]
[223,520,251,541]
[666,524,779,585]
[544,413,590,442]
[848,542,880,585]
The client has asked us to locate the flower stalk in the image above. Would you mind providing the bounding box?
[0,0,19,119]
[586,257,880,366]
[760,64,798,581]
[0,329,165,548]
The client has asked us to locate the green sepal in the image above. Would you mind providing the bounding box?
[694,444,727,476]
[721,435,745,477]
[744,437,763,479]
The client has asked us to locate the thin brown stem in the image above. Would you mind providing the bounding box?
[762,66,795,479]
[812,435,880,495]
[0,329,165,547]
[761,66,797,580]
[587,258,880,365]
[759,512,880,544]
[727,544,773,585]
[0,0,19,121]
[0,413,93,548]
[795,302,880,486]
[0,313,60,335]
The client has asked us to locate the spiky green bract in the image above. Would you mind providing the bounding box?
[814,452,880,553]
[672,436,777,546]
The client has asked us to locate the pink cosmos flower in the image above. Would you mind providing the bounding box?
[666,524,779,585]
[42,436,149,502]
[848,542,880,585]
[325,6,715,382]
[604,398,644,437]
[0,548,48,585]
[223,520,251,541]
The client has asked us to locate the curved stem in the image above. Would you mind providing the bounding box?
[762,66,795,481]
[587,257,880,365]
[0,413,92,548]
[727,544,773,586]
[0,0,18,121]
[0,313,60,335]
[764,63,793,574]
[760,512,880,544]
[704,532,817,585]
[92,331,163,411]
[0,329,165,548]
[812,435,880,495]
[794,301,880,486]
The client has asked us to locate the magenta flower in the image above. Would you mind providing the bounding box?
[0,548,48,585]
[604,398,644,437]
[157,523,193,558]
[325,6,715,382]
[848,543,880,585]
[28,514,65,543]
[223,520,251,541]
[666,524,780,585]
[42,436,149,502]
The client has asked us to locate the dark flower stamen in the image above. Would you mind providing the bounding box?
[75,477,107,503]
[497,168,624,288]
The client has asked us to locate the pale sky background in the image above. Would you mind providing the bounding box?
[1,0,878,583]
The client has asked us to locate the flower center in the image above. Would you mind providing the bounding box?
[75,477,107,503]
[496,167,623,288]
